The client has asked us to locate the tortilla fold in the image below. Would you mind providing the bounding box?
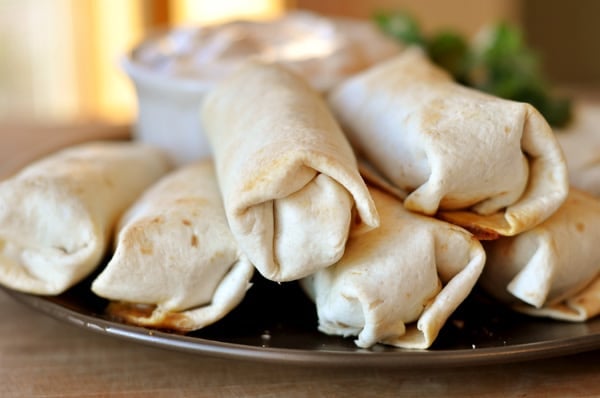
[328,47,568,238]
[0,141,171,295]
[301,187,485,349]
[201,61,379,282]
[91,160,253,331]
[480,189,600,321]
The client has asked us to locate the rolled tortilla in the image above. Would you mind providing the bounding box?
[91,160,254,331]
[328,47,568,238]
[300,187,485,349]
[480,189,600,321]
[556,102,600,197]
[0,141,171,295]
[201,61,379,282]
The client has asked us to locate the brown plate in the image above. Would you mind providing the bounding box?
[4,273,600,368]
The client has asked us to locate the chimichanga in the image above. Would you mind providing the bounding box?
[480,189,600,321]
[201,61,379,282]
[91,160,254,331]
[328,47,568,238]
[300,186,485,349]
[0,141,171,295]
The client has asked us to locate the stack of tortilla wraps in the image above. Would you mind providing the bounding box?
[327,47,598,326]
[0,36,598,350]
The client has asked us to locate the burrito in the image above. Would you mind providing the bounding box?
[328,47,569,238]
[0,141,171,295]
[556,102,600,197]
[300,187,485,349]
[480,189,600,321]
[91,160,254,331]
[200,61,379,282]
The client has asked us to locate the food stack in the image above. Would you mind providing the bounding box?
[0,11,598,350]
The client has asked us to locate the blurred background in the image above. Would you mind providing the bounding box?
[1,0,599,125]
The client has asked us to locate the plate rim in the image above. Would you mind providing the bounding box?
[4,286,600,368]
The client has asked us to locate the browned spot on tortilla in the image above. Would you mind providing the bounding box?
[140,244,153,255]
[341,293,353,301]
[369,299,384,310]
[151,216,164,224]
[422,98,445,127]
[159,312,194,333]
[181,219,192,226]
[175,198,209,206]
[576,222,585,232]
[437,211,502,241]
[103,174,114,187]
[241,157,282,193]
[191,234,199,247]
[465,226,500,241]
[107,302,155,319]
[105,302,193,333]
[504,126,511,134]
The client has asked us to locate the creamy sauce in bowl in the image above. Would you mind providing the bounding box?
[122,11,403,164]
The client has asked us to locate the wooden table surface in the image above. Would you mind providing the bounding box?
[0,123,599,397]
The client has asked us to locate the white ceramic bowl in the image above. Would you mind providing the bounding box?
[121,54,214,165]
[122,12,402,165]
